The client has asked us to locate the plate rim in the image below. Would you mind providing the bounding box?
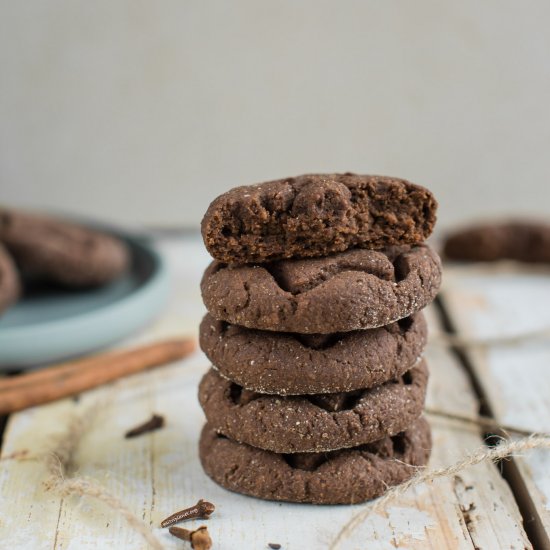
[0,236,164,333]
[0,230,169,367]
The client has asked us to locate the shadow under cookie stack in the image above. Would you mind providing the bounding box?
[198,174,441,504]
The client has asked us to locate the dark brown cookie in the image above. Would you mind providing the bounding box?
[199,416,431,504]
[0,208,129,287]
[199,360,428,453]
[444,221,550,263]
[201,245,441,333]
[200,312,427,395]
[0,243,20,315]
[202,173,438,264]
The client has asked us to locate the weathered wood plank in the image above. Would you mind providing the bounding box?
[0,239,535,548]
[420,307,531,550]
[442,264,550,537]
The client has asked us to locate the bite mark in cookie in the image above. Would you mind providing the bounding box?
[202,173,437,264]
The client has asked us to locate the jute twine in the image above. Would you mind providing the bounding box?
[329,434,550,549]
[33,315,550,550]
[428,326,550,349]
[34,405,550,550]
[41,406,163,550]
[425,407,543,438]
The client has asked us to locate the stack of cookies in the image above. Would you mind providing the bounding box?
[198,173,441,504]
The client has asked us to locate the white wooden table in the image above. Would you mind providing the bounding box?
[1,235,549,549]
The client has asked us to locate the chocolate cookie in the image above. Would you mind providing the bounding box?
[202,173,438,264]
[201,245,441,333]
[200,312,427,395]
[444,221,550,263]
[199,416,431,504]
[0,208,129,287]
[199,360,428,453]
[0,243,20,315]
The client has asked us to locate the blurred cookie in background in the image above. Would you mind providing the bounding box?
[0,207,130,288]
[443,221,550,264]
[0,243,20,316]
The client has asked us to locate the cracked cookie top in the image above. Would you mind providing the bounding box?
[199,360,428,453]
[201,244,442,333]
[201,173,437,264]
[200,312,427,395]
[199,416,431,504]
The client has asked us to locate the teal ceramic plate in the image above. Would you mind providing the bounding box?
[0,231,169,370]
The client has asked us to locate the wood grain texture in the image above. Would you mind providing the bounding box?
[0,238,541,549]
[442,264,550,537]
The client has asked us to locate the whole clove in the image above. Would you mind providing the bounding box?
[161,499,215,528]
[125,414,165,438]
[169,525,212,550]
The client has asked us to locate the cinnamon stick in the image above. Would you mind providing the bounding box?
[0,338,195,414]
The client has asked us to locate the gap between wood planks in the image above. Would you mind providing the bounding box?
[434,296,550,550]
[0,415,7,449]
[2,295,548,548]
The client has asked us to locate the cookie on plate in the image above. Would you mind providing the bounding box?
[201,245,441,333]
[0,208,129,287]
[199,360,428,453]
[0,243,20,316]
[444,221,550,263]
[200,312,427,395]
[199,417,431,504]
[202,173,438,264]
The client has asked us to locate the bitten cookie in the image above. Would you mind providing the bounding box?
[0,208,130,287]
[444,221,550,263]
[199,417,431,504]
[200,312,427,395]
[0,243,20,316]
[202,173,437,264]
[201,245,441,333]
[199,360,428,453]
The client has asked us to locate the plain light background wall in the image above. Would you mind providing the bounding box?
[1,1,549,232]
